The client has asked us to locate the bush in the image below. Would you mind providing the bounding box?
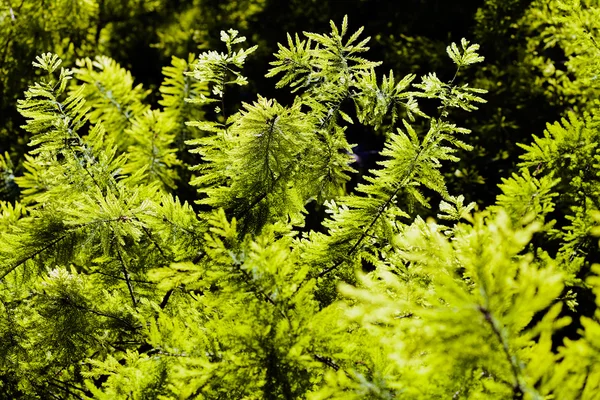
[2,1,600,398]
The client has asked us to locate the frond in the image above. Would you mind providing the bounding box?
[159,54,207,151]
[122,110,181,191]
[186,29,257,112]
[494,168,560,226]
[193,97,315,232]
[73,56,150,149]
[18,54,89,154]
[353,69,423,129]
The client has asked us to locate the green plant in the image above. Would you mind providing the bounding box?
[2,12,600,400]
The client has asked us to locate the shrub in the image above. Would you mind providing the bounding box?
[2,5,600,399]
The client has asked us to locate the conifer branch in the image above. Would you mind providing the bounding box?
[317,58,477,278]
[115,245,137,308]
[478,305,526,399]
[146,212,203,239]
[48,79,121,197]
[67,145,106,193]
[46,379,86,400]
[49,376,91,397]
[7,16,575,398]
[95,81,134,123]
[0,215,150,282]
[0,233,68,281]
[234,91,350,221]
[317,187,400,278]
[89,270,153,285]
[69,302,139,329]
[139,223,169,260]
[220,68,228,127]
[318,140,424,278]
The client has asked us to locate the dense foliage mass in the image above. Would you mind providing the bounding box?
[2,0,600,398]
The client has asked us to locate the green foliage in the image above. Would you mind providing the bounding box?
[74,56,151,149]
[522,0,600,110]
[2,8,600,400]
[334,212,568,398]
[0,0,265,192]
[495,110,600,286]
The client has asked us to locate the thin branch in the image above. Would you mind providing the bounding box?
[159,289,173,309]
[88,269,153,284]
[0,234,69,281]
[94,81,134,124]
[220,66,228,128]
[115,246,137,308]
[478,305,525,399]
[140,222,169,260]
[312,353,340,371]
[146,212,203,238]
[318,148,423,278]
[0,217,129,282]
[46,379,86,400]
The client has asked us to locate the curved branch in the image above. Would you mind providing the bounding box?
[0,234,69,281]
